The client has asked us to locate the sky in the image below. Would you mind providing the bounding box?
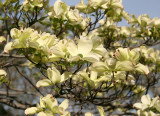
[50,0,160,25]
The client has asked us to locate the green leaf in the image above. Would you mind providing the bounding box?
[38,16,48,22]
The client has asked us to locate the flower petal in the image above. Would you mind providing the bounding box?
[59,99,69,110]
[85,112,94,116]
[36,79,52,88]
[78,38,93,56]
[92,62,109,72]
[67,40,78,56]
[97,106,105,116]
[135,63,149,75]
[141,94,151,106]
[47,67,61,84]
[25,107,38,115]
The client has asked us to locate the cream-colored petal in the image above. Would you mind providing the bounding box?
[36,79,52,88]
[78,38,93,56]
[92,62,109,72]
[97,106,105,116]
[25,107,38,115]
[67,40,78,56]
[141,94,151,105]
[47,67,61,84]
[59,99,69,110]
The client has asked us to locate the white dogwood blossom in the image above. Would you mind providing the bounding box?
[2,0,160,115]
[134,94,160,116]
[48,0,70,20]
[25,94,70,116]
[67,36,106,62]
[36,66,72,87]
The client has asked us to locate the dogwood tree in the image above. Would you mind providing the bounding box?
[0,0,160,115]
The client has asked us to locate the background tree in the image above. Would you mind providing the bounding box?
[0,0,160,115]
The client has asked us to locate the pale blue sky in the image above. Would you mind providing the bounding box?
[123,0,160,18]
[50,0,160,25]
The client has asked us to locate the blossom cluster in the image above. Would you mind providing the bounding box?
[1,0,160,115]
[134,94,160,116]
